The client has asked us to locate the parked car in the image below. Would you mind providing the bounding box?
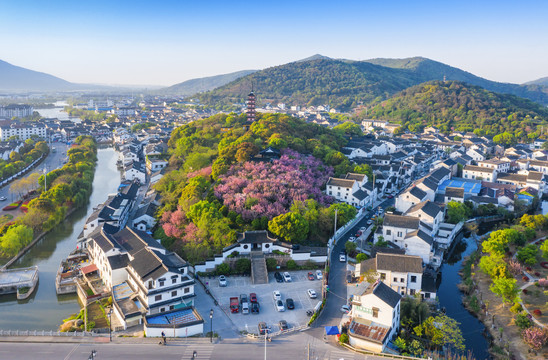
[240,294,248,304]
[249,293,257,303]
[366,219,373,225]
[274,271,283,283]
[315,270,323,280]
[340,305,351,313]
[0,196,6,201]
[355,230,362,237]
[307,289,317,299]
[279,320,288,331]
[348,236,357,242]
[258,322,268,335]
[275,299,285,312]
[286,298,295,310]
[218,275,227,287]
[359,227,366,232]
[240,294,249,315]
[307,272,315,281]
[272,290,281,301]
[339,251,346,262]
[283,272,292,282]
[251,302,260,314]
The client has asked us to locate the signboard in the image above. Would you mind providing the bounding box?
[354,305,373,315]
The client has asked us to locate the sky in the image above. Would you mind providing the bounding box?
[0,0,547,86]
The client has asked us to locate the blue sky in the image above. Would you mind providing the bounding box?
[1,0,547,86]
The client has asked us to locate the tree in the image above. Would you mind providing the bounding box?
[266,258,277,271]
[215,263,230,275]
[479,255,508,279]
[482,229,518,256]
[446,201,471,224]
[353,164,373,182]
[0,225,33,256]
[268,212,309,243]
[355,253,368,263]
[541,239,548,259]
[333,121,362,136]
[9,151,21,162]
[490,277,518,304]
[516,244,539,265]
[413,315,465,351]
[522,327,548,351]
[345,241,357,255]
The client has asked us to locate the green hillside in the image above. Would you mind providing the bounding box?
[193,57,548,111]
[365,81,548,140]
[524,76,548,87]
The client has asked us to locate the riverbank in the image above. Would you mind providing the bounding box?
[459,252,546,359]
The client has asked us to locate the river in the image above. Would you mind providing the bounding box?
[0,147,121,330]
[438,236,491,359]
[36,105,81,123]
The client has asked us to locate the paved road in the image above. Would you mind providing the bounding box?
[0,332,390,360]
[313,196,395,333]
[0,142,68,203]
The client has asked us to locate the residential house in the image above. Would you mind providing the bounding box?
[463,165,497,182]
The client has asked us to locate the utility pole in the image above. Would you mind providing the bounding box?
[44,166,47,192]
[333,209,338,243]
[307,343,310,360]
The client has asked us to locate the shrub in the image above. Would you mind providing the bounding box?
[339,333,349,344]
[510,302,523,314]
[515,313,533,329]
[266,258,277,271]
[355,253,368,263]
[235,258,251,274]
[523,276,529,281]
[286,260,298,270]
[215,263,230,276]
[522,327,548,351]
[534,272,541,277]
[533,309,542,317]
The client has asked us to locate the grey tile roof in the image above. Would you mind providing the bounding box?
[405,201,442,218]
[327,177,355,188]
[464,165,494,174]
[430,167,451,182]
[405,229,433,245]
[353,189,368,201]
[236,230,277,244]
[345,173,366,182]
[376,253,423,273]
[383,214,420,229]
[363,280,401,308]
[409,186,427,200]
[445,187,464,198]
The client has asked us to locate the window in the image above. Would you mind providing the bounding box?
[148,281,154,289]
[155,294,162,301]
[425,293,430,299]
[380,273,386,280]
[386,229,391,235]
[171,290,177,297]
[393,277,397,282]
[410,289,415,295]
[169,305,175,310]
[410,275,417,283]
[184,287,190,294]
[160,307,165,313]
[172,277,177,284]
[400,278,404,283]
[397,231,402,238]
[159,280,165,287]
[372,307,379,318]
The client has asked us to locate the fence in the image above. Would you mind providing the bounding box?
[342,343,429,360]
[245,324,309,340]
[0,329,101,337]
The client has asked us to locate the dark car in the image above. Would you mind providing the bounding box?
[279,320,288,330]
[250,293,257,303]
[387,194,393,199]
[286,298,295,310]
[307,272,315,281]
[251,302,260,314]
[355,230,362,237]
[274,271,283,283]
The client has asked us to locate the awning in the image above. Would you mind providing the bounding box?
[81,264,98,275]
[325,326,340,335]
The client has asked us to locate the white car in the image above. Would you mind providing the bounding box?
[359,227,366,232]
[348,236,356,243]
[272,290,281,301]
[315,270,323,280]
[283,272,292,282]
[275,299,285,312]
[339,252,346,262]
[340,305,351,313]
[0,196,6,201]
[307,289,317,299]
[218,275,227,287]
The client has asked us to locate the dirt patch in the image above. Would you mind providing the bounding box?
[87,301,108,329]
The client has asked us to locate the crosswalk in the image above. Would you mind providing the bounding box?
[327,349,356,360]
[181,344,214,360]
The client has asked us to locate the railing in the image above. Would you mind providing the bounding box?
[245,324,309,340]
[342,343,429,360]
[0,329,101,337]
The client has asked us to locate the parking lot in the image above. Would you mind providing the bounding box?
[206,270,323,335]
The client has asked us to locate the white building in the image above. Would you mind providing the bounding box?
[359,253,423,296]
[0,123,46,141]
[326,173,371,207]
[463,165,497,182]
[347,281,401,353]
[0,104,34,118]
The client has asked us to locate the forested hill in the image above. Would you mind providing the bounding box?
[365,81,548,138]
[193,57,548,111]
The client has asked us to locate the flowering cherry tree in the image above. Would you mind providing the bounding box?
[215,150,333,221]
[522,327,548,351]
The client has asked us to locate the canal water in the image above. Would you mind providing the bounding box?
[438,236,491,359]
[0,148,121,330]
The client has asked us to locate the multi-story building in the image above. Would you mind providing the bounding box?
[0,104,34,119]
[0,122,46,141]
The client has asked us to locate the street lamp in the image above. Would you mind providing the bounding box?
[264,328,269,360]
[209,309,214,343]
[88,350,97,360]
[108,308,113,342]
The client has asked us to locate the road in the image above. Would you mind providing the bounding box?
[0,332,392,360]
[312,195,395,335]
[0,142,68,203]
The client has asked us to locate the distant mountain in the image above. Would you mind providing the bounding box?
[160,70,257,95]
[0,59,79,92]
[296,54,332,62]
[524,76,548,87]
[365,80,548,139]
[194,56,548,111]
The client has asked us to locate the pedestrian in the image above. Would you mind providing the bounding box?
[161,331,166,345]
